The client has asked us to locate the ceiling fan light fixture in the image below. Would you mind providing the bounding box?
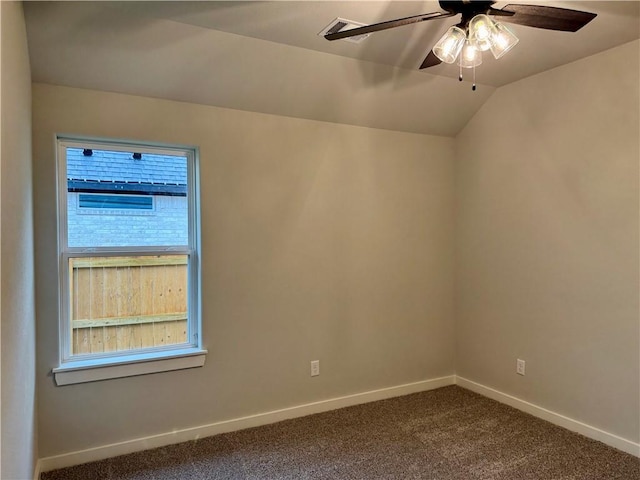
[459,40,482,68]
[489,22,519,59]
[433,25,466,64]
[469,14,497,52]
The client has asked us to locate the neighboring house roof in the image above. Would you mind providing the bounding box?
[66,147,187,196]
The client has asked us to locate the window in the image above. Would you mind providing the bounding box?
[53,138,205,385]
[78,193,154,211]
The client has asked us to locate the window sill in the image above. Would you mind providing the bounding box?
[53,348,207,386]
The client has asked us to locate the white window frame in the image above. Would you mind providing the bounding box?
[53,137,206,385]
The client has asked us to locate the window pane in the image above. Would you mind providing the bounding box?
[66,147,188,247]
[79,194,153,210]
[69,255,189,356]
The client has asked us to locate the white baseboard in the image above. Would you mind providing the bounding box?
[35,374,639,476]
[37,375,455,473]
[33,459,42,480]
[455,376,640,457]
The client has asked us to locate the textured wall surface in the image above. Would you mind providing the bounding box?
[29,36,639,465]
[455,40,640,443]
[1,2,38,479]
[33,84,455,457]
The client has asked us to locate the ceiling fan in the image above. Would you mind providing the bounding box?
[324,1,596,88]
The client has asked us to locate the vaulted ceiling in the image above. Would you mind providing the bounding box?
[23,1,640,136]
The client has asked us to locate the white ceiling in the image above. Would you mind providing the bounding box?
[23,1,640,136]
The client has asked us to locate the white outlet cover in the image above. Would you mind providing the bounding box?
[311,360,320,377]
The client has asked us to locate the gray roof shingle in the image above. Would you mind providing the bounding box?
[66,148,187,185]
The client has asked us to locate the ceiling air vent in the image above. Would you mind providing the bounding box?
[318,18,371,44]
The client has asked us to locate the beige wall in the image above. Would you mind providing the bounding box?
[32,84,456,457]
[455,40,640,443]
[30,37,639,462]
[1,2,37,479]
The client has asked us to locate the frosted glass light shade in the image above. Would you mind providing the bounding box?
[433,26,466,64]
[469,14,497,52]
[459,40,482,68]
[490,22,519,59]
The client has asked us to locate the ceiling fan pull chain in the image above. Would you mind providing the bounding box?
[459,61,463,82]
[472,63,477,91]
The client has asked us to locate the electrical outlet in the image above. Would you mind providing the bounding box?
[516,359,526,376]
[311,360,320,377]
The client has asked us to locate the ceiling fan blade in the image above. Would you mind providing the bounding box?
[419,50,442,69]
[498,4,596,32]
[324,11,455,41]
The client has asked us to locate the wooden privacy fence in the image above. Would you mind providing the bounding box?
[70,255,188,355]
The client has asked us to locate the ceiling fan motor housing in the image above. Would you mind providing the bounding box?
[439,1,499,28]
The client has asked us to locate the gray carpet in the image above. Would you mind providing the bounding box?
[41,386,639,479]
